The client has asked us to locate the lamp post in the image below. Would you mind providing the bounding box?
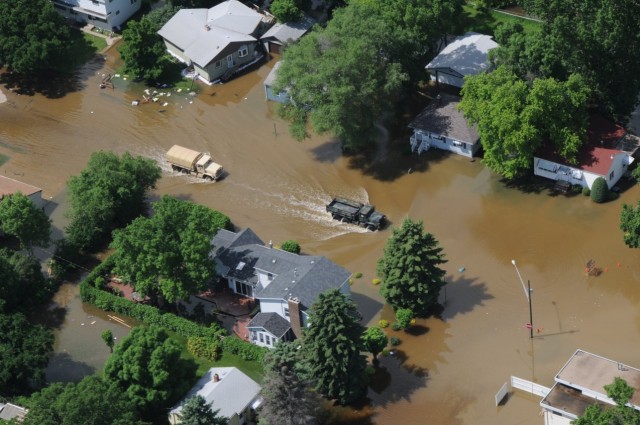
[511,259,533,339]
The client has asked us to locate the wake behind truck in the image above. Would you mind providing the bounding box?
[326,197,386,231]
[166,145,224,181]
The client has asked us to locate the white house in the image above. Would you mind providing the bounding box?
[158,0,271,84]
[264,61,289,103]
[539,350,640,425]
[0,175,45,209]
[169,367,261,425]
[426,32,498,88]
[51,0,141,31]
[534,115,636,190]
[211,228,351,347]
[409,94,481,158]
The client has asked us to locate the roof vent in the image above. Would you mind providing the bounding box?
[269,240,273,249]
[204,24,211,31]
[272,259,276,263]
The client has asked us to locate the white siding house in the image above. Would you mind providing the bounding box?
[211,228,352,348]
[51,0,141,31]
[533,115,635,190]
[426,32,498,89]
[409,94,480,158]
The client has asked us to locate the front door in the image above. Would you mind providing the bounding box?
[227,54,234,69]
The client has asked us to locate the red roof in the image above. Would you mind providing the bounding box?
[537,114,627,176]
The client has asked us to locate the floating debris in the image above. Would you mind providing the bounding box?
[458,266,465,273]
[131,100,140,106]
[162,102,169,106]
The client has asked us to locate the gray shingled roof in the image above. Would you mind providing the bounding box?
[264,60,282,87]
[426,32,498,77]
[247,312,291,337]
[158,0,262,67]
[260,15,314,44]
[170,367,260,419]
[211,228,350,309]
[409,94,479,144]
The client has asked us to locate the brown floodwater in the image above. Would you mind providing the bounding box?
[2,45,640,424]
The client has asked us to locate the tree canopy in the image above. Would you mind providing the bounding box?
[0,248,53,311]
[103,326,197,419]
[66,151,161,252]
[179,395,228,425]
[0,192,51,250]
[0,0,72,74]
[20,375,141,425]
[361,326,388,363]
[303,288,368,404]
[0,312,53,395]
[110,196,230,303]
[119,13,172,82]
[459,66,590,179]
[573,377,640,425]
[270,0,303,23]
[259,342,319,425]
[377,218,447,316]
[620,201,640,248]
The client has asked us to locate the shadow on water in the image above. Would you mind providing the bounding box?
[439,275,494,321]
[46,352,95,383]
[351,292,384,326]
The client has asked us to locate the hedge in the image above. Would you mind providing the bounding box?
[187,337,221,361]
[80,257,266,361]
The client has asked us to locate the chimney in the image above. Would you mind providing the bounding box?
[204,24,210,31]
[269,240,273,249]
[287,297,302,339]
[212,373,220,382]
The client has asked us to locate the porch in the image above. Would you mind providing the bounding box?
[410,133,431,154]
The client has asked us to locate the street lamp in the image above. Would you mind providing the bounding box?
[511,259,533,339]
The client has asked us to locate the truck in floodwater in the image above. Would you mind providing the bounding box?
[326,197,386,231]
[166,144,224,181]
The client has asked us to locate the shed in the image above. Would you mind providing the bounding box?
[426,32,498,88]
[260,16,314,54]
[0,175,44,209]
[264,61,289,103]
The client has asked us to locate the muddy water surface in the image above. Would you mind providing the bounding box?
[2,47,640,424]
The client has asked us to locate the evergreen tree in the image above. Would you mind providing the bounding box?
[377,218,447,316]
[303,289,368,405]
[179,395,228,425]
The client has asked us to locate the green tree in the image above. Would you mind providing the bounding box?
[66,151,161,252]
[119,16,170,82]
[0,248,53,311]
[590,177,609,204]
[361,326,388,364]
[270,0,303,23]
[0,312,53,395]
[21,375,140,425]
[179,395,228,425]
[573,377,640,425]
[0,192,51,251]
[459,66,589,179]
[110,196,230,303]
[377,218,447,316]
[303,288,367,404]
[275,2,408,150]
[104,326,197,419]
[621,201,640,248]
[259,342,319,425]
[101,329,115,353]
[280,240,301,254]
[395,308,413,330]
[0,0,72,74]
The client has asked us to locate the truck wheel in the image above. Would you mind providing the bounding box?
[204,175,213,181]
[368,225,376,231]
[171,165,179,172]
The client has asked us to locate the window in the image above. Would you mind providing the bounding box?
[115,10,120,15]
[284,307,290,317]
[259,333,264,343]
[265,335,271,345]
[610,170,615,180]
[215,60,222,68]
[238,46,249,58]
[267,272,273,281]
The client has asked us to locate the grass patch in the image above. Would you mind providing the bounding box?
[170,332,265,384]
[460,4,541,36]
[63,28,100,71]
[83,33,108,52]
[0,154,9,167]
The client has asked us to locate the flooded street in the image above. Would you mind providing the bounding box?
[2,46,640,424]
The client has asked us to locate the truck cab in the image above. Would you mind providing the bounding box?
[196,154,223,181]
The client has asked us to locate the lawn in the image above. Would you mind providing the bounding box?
[83,33,108,52]
[170,332,265,384]
[460,4,542,36]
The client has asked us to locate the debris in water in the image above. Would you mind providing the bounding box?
[162,102,169,106]
[458,266,465,272]
[131,100,139,106]
[90,321,96,325]
[114,74,121,78]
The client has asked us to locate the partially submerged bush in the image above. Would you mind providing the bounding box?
[280,240,301,254]
[591,177,609,203]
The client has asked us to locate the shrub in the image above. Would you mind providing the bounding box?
[582,187,591,196]
[378,319,389,328]
[391,322,402,331]
[365,366,376,375]
[372,278,380,285]
[381,348,391,357]
[571,184,583,194]
[354,272,363,279]
[590,177,609,203]
[187,337,221,361]
[270,0,302,23]
[349,278,354,285]
[389,337,400,346]
[609,191,620,201]
[395,308,413,330]
[280,240,301,254]
[220,336,267,362]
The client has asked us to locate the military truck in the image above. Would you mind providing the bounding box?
[326,197,386,231]
[166,145,223,181]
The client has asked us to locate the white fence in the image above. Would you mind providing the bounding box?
[511,376,550,398]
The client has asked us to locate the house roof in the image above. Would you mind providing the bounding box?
[536,114,628,176]
[0,403,28,421]
[158,0,262,67]
[408,94,480,144]
[260,15,314,44]
[426,32,498,77]
[247,312,291,337]
[0,175,42,198]
[170,367,261,419]
[211,228,351,309]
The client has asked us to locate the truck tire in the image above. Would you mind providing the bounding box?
[367,225,376,231]
[204,175,213,181]
[171,165,179,172]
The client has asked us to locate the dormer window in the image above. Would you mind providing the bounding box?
[267,272,273,281]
